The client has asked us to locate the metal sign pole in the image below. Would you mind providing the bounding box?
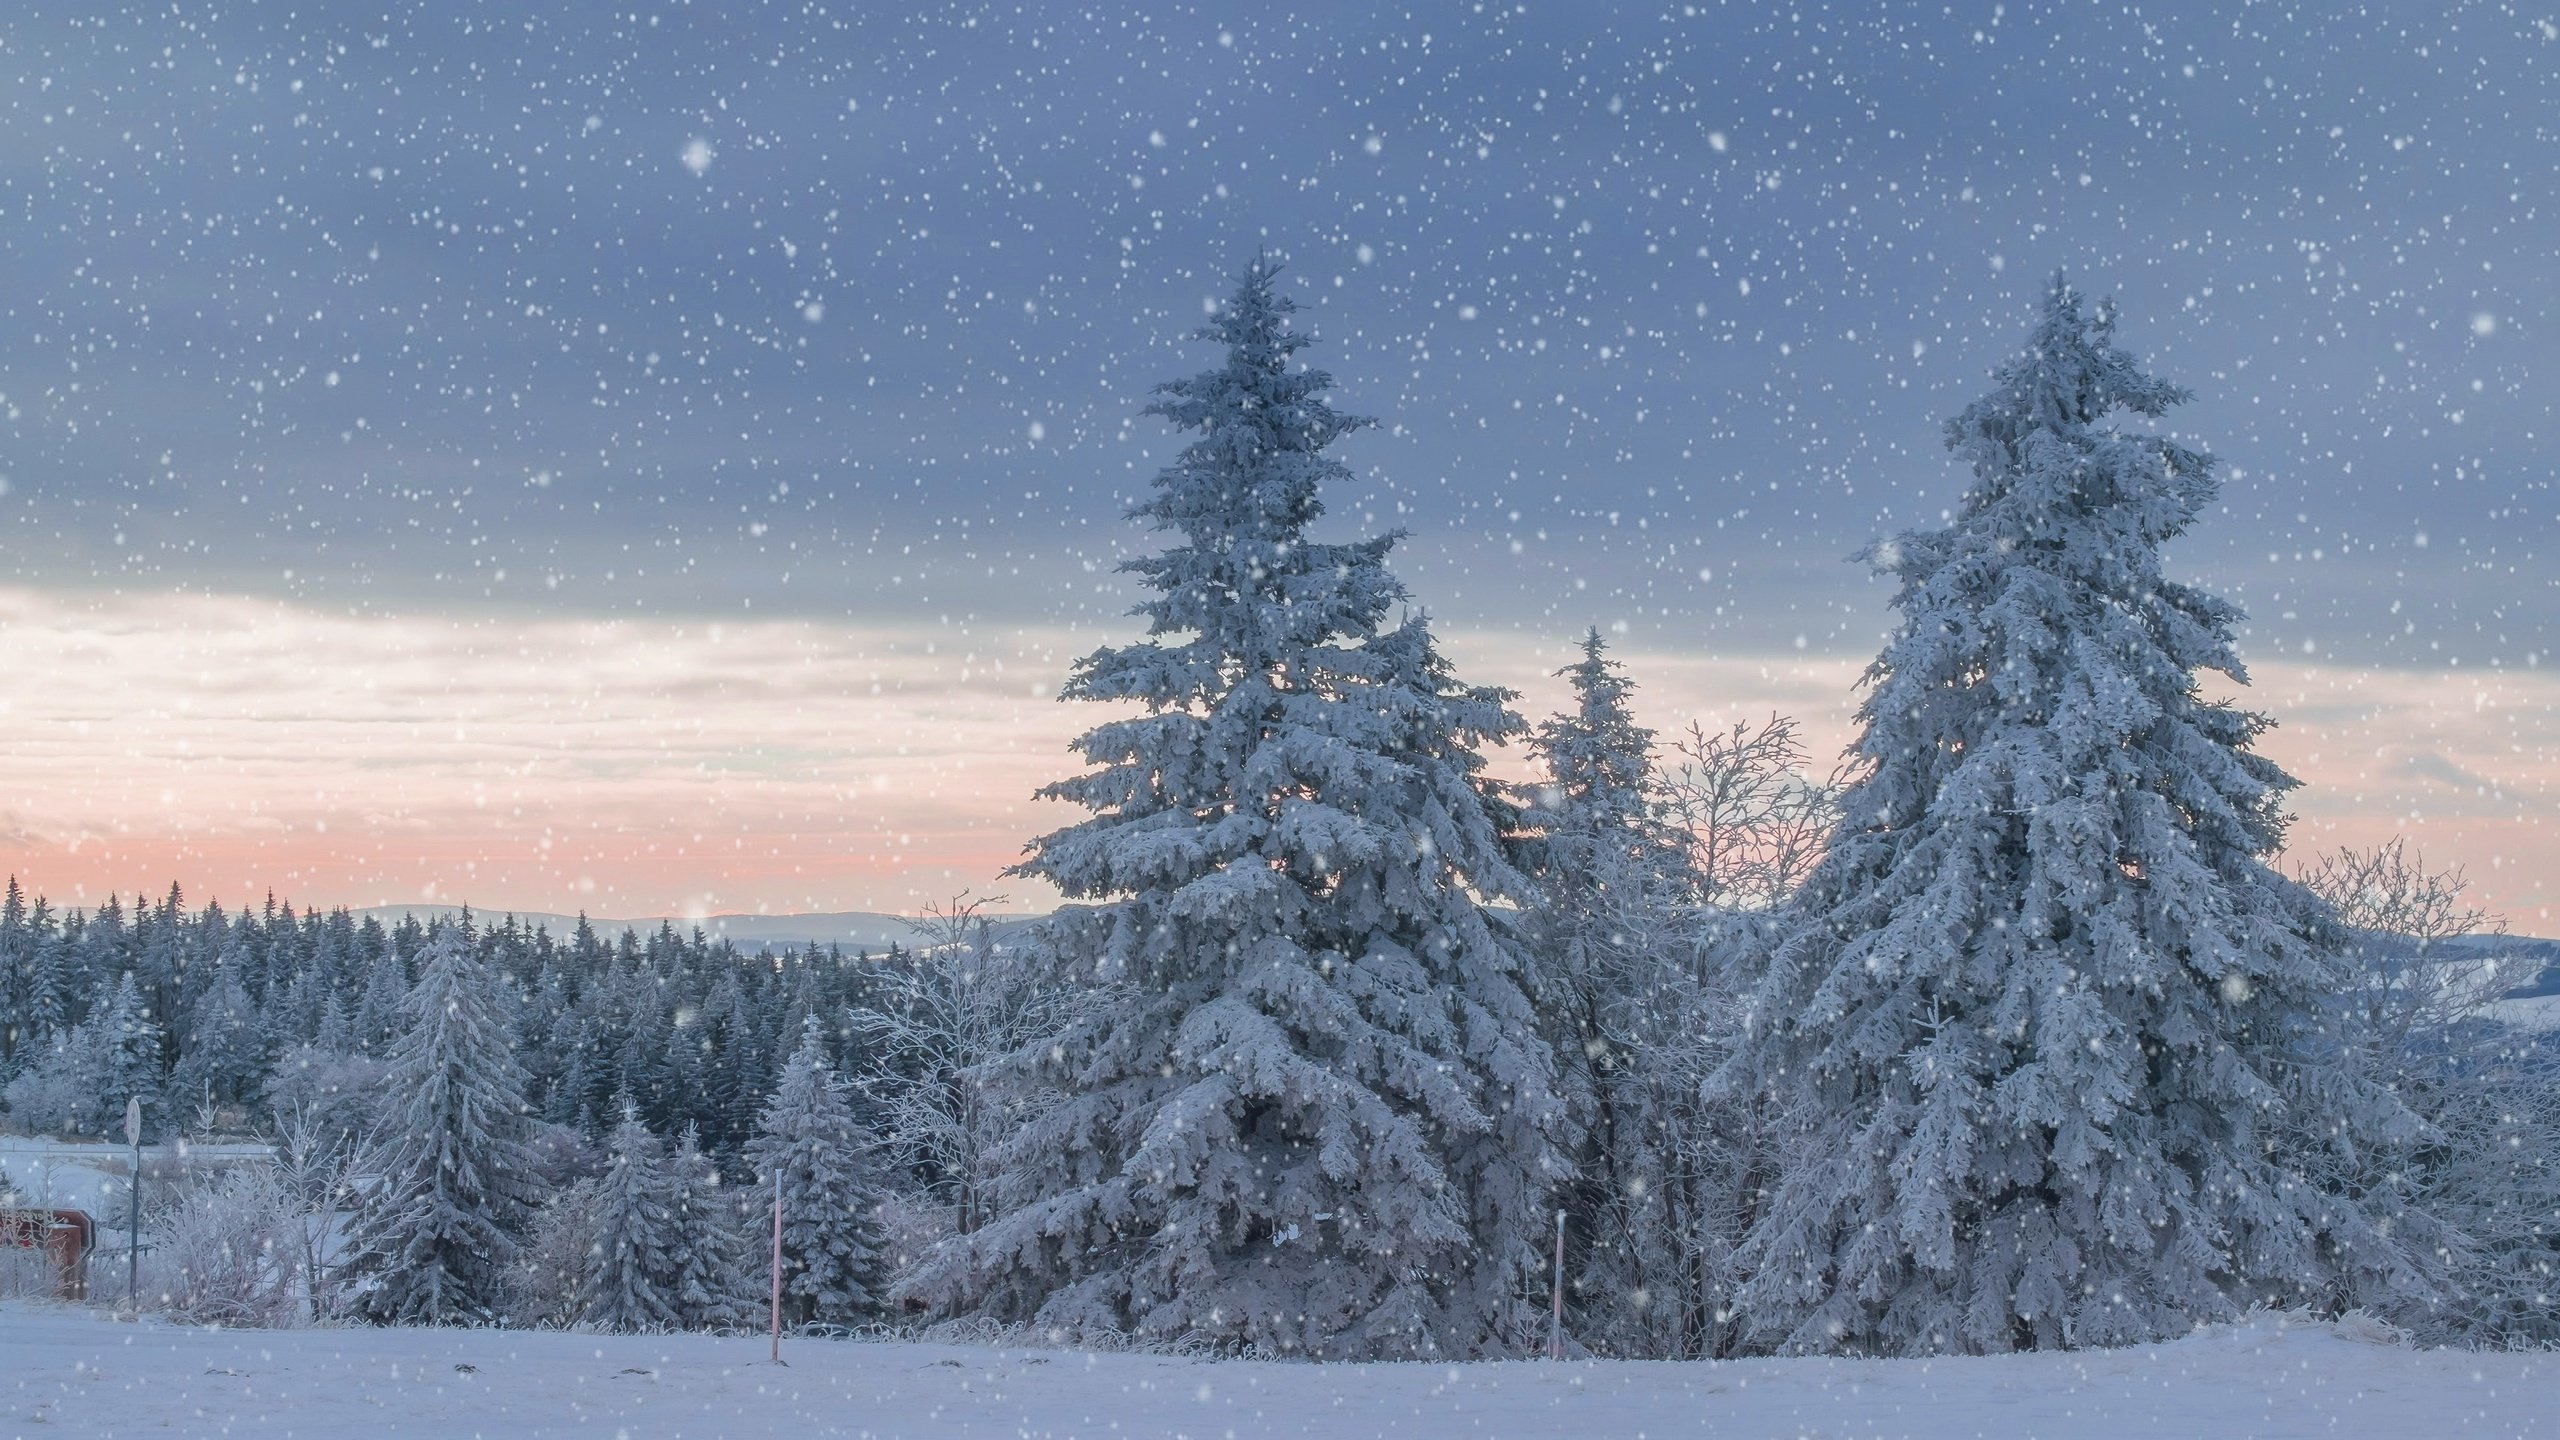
[124,1098,142,1310]
[1547,1208,1565,1361]
[769,1167,785,1364]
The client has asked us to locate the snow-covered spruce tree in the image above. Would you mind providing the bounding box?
[15,898,72,1055]
[351,944,411,1057]
[573,1110,685,1332]
[0,875,29,1078]
[745,1014,886,1327]
[1525,632,1660,836]
[1519,630,1714,1354]
[906,255,1562,1359]
[1519,630,1698,1012]
[1716,277,2414,1355]
[344,921,542,1326]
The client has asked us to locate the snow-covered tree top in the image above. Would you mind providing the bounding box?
[1527,627,1659,840]
[1855,272,2272,826]
[1090,252,1413,693]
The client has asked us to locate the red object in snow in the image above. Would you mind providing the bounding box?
[1,1208,95,1300]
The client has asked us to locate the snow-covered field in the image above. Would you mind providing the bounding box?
[3,1301,2547,1440]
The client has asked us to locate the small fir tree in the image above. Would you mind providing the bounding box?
[170,969,266,1113]
[93,971,164,1134]
[22,905,72,1046]
[0,876,28,1075]
[745,1015,885,1326]
[575,1109,685,1332]
[1520,630,1742,1357]
[669,1122,761,1330]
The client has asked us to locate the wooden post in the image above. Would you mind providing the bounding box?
[1548,1207,1565,1361]
[769,1167,785,1363]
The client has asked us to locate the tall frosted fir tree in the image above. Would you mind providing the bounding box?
[1718,278,2409,1355]
[345,923,542,1326]
[1519,632,1675,1206]
[910,255,1562,1359]
[745,1015,886,1326]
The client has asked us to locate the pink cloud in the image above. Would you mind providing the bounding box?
[0,590,2549,930]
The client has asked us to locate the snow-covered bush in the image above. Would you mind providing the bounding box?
[523,1120,607,1192]
[2408,1038,2560,1348]
[265,1101,362,1322]
[1,1027,98,1136]
[849,893,1106,1238]
[508,1177,603,1330]
[147,1165,304,1328]
[261,1044,389,1150]
[2300,841,2560,1347]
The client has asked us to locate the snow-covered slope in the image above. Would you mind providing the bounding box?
[4,1301,2546,1439]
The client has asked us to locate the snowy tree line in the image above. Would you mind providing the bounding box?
[5,258,2554,1354]
[0,885,916,1157]
[0,887,972,1327]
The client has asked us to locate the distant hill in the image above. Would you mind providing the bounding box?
[2438,932,2560,999]
[348,906,1044,954]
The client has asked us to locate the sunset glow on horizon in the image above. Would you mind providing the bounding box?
[4,583,2548,927]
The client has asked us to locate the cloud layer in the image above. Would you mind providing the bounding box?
[1,3,2548,675]
[2,587,2546,925]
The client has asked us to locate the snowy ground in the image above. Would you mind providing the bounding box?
[3,1301,2548,1439]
